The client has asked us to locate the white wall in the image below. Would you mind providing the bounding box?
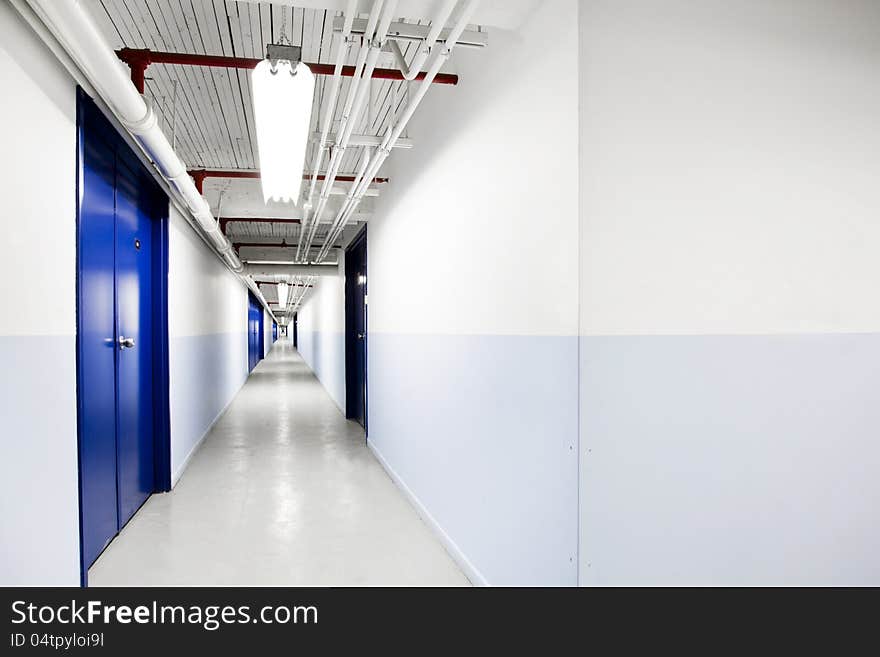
[297,268,346,412]
[366,0,580,585]
[0,1,80,585]
[168,205,249,484]
[579,0,880,584]
[263,308,273,356]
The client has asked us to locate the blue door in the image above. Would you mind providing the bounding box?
[78,114,119,568]
[115,158,156,524]
[345,228,368,429]
[77,92,167,575]
[247,293,263,371]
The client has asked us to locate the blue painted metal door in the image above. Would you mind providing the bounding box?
[247,293,262,371]
[115,157,155,524]
[345,229,368,429]
[78,122,119,568]
[78,94,162,572]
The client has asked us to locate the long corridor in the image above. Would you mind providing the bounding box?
[89,343,469,586]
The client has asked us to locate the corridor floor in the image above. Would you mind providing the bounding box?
[89,342,469,586]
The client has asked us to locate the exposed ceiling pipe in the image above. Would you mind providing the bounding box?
[191,168,388,194]
[22,0,282,321]
[254,279,315,287]
[296,0,385,263]
[314,0,481,263]
[23,1,239,269]
[244,263,340,278]
[388,0,457,80]
[297,0,395,263]
[219,217,302,234]
[338,1,399,148]
[114,48,458,95]
[288,276,316,315]
[235,242,343,249]
[304,0,356,247]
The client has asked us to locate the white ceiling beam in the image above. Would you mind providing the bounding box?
[335,16,488,48]
[234,1,531,31]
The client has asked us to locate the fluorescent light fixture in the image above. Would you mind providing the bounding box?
[251,59,315,204]
[277,282,289,308]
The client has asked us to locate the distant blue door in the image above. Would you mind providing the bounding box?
[77,93,165,574]
[247,293,263,371]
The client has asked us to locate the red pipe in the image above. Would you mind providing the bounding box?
[255,281,314,287]
[234,241,342,249]
[116,48,459,91]
[190,169,388,193]
[219,217,301,233]
[235,241,297,249]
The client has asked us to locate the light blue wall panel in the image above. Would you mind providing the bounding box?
[169,331,248,483]
[0,336,80,585]
[368,332,579,586]
[298,329,346,412]
[580,333,880,585]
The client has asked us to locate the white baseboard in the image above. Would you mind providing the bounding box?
[368,440,488,587]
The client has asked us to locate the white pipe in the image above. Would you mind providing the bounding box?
[303,0,356,225]
[317,148,372,260]
[338,0,398,146]
[297,0,383,264]
[25,0,248,275]
[300,0,397,262]
[315,0,480,262]
[389,0,457,80]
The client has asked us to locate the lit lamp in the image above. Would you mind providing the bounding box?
[277,282,290,309]
[251,45,315,204]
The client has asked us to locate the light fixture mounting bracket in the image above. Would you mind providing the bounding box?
[266,44,302,65]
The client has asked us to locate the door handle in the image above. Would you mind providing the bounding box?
[118,336,135,349]
[357,333,365,339]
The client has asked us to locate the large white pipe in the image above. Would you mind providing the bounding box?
[25,0,245,273]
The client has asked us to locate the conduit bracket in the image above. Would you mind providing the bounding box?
[117,47,153,94]
[120,97,156,135]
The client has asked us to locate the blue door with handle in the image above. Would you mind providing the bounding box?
[77,92,168,576]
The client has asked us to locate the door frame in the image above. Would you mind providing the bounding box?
[75,89,171,585]
[344,225,368,432]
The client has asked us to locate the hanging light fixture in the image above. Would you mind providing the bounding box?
[251,44,315,204]
[277,282,290,308]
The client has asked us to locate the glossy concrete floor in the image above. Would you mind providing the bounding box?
[89,342,469,586]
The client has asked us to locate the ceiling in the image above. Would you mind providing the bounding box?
[83,0,484,317]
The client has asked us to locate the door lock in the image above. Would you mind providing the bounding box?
[118,336,136,349]
[357,333,365,339]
